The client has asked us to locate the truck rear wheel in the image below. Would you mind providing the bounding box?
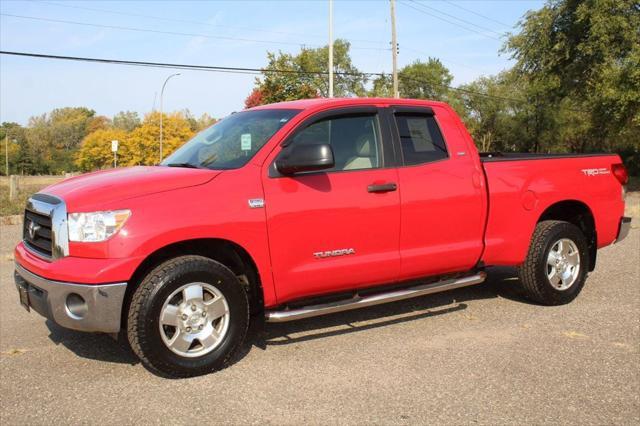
[127,255,249,377]
[518,220,590,305]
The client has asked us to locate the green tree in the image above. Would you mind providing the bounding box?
[399,58,454,101]
[112,111,141,132]
[181,110,217,132]
[505,0,640,155]
[196,113,217,131]
[48,107,96,151]
[458,72,527,152]
[368,58,455,102]
[250,39,366,105]
[0,122,24,175]
[25,114,54,174]
[368,74,394,98]
[23,107,96,173]
[458,71,565,153]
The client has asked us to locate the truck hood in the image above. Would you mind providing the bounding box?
[41,166,221,211]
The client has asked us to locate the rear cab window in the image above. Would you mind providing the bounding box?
[394,114,448,166]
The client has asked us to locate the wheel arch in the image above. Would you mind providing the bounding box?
[537,200,597,271]
[122,238,264,331]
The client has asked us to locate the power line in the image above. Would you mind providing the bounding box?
[399,1,503,41]
[0,13,306,47]
[0,13,386,51]
[38,0,496,74]
[0,50,546,108]
[4,6,493,77]
[410,0,506,37]
[409,0,505,37]
[0,13,388,50]
[0,50,360,76]
[441,0,513,29]
[37,0,387,46]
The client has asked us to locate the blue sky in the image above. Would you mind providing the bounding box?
[0,0,543,125]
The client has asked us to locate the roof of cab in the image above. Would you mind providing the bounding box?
[250,97,446,111]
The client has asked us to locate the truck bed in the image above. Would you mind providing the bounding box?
[479,152,625,268]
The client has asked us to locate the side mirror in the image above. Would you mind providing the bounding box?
[275,143,335,175]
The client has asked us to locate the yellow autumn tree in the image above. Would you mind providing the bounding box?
[75,128,129,171]
[126,112,194,166]
[75,111,195,170]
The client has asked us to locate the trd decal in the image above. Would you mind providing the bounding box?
[581,168,610,176]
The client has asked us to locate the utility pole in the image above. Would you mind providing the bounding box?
[159,73,181,163]
[328,0,334,98]
[390,0,399,98]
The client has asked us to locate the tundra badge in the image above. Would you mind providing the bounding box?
[313,248,356,259]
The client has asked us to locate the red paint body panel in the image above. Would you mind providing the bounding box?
[262,167,401,301]
[15,242,144,284]
[14,98,627,311]
[45,166,220,211]
[397,105,487,279]
[481,155,624,266]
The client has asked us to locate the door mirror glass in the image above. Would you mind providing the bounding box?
[275,143,335,175]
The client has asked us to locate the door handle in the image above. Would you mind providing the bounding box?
[367,183,397,193]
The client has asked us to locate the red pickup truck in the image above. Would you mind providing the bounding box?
[15,98,630,377]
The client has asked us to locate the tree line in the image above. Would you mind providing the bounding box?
[246,0,639,174]
[1,0,638,175]
[1,109,215,174]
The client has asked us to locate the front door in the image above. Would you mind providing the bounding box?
[262,108,401,303]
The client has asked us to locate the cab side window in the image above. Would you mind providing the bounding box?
[291,115,381,171]
[395,114,448,166]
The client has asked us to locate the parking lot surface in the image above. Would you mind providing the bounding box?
[1,223,638,425]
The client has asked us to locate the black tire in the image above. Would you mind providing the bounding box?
[127,255,249,377]
[517,220,590,306]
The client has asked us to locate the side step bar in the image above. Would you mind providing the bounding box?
[265,271,487,323]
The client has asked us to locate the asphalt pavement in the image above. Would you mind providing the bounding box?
[1,223,638,425]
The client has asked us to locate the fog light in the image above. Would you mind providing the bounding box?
[65,293,88,319]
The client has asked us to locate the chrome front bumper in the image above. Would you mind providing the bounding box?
[14,263,127,333]
[616,217,632,243]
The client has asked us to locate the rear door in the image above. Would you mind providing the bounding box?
[262,107,401,303]
[387,106,486,280]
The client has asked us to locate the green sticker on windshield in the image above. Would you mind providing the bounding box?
[241,134,252,151]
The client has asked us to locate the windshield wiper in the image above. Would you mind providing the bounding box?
[164,162,203,169]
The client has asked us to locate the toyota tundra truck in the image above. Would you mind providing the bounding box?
[14,98,631,377]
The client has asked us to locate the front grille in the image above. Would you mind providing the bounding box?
[24,209,53,258]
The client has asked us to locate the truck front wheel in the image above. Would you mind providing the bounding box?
[127,255,249,377]
[518,220,590,305]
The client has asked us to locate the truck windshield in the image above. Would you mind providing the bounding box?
[162,109,301,170]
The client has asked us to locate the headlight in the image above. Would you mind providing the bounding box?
[68,210,131,242]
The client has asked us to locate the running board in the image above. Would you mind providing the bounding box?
[264,272,487,323]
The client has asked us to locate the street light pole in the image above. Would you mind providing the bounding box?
[4,134,8,176]
[159,73,181,163]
